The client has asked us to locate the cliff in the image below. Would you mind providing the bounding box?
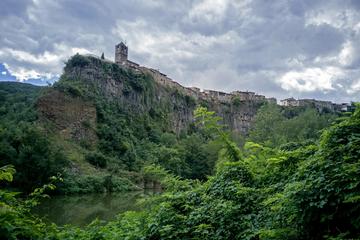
[37,54,267,142]
[3,54,346,193]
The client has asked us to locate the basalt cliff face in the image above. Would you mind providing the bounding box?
[37,55,266,143]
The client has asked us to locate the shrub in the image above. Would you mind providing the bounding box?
[0,123,68,192]
[65,54,90,69]
[231,96,242,107]
[185,95,196,107]
[85,151,108,168]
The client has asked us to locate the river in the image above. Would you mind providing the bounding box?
[32,190,158,227]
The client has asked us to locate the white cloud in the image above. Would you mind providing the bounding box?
[1,71,6,75]
[305,7,360,31]
[339,41,355,66]
[112,19,244,80]
[4,63,44,80]
[189,63,239,91]
[187,0,229,24]
[311,39,358,69]
[1,0,360,102]
[0,44,90,81]
[285,55,306,68]
[278,67,343,92]
[347,79,360,94]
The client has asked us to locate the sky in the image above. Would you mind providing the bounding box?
[1,0,360,102]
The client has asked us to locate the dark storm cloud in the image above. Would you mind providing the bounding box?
[0,0,359,102]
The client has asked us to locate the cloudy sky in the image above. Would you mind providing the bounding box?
[1,0,360,102]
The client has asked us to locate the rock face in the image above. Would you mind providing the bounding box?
[37,55,265,141]
[37,88,97,144]
[210,101,263,133]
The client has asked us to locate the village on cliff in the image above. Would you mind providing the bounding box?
[87,42,354,113]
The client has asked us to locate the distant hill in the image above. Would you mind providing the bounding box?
[0,81,42,94]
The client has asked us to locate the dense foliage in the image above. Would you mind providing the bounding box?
[0,123,68,192]
[248,103,338,147]
[0,82,68,192]
[0,58,217,194]
[0,56,357,239]
[1,105,359,239]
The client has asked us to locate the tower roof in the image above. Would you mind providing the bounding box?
[116,42,127,48]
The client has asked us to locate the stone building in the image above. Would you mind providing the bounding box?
[231,91,256,101]
[334,102,355,112]
[254,94,266,101]
[279,97,352,113]
[297,99,334,112]
[202,90,230,102]
[280,97,300,107]
[112,42,355,114]
[113,42,279,105]
[115,42,128,65]
[115,42,141,70]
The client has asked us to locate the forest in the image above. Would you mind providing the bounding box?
[0,57,359,239]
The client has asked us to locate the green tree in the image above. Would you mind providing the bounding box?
[248,103,286,147]
[263,105,360,239]
[0,123,68,192]
[85,151,108,168]
[248,103,337,147]
[194,106,242,163]
[178,134,214,179]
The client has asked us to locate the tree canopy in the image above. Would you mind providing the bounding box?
[1,105,359,239]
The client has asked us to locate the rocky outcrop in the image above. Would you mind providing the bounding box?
[210,101,263,133]
[36,88,97,144]
[38,55,266,140]
[60,56,196,134]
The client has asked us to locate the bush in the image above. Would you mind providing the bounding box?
[65,54,90,69]
[0,123,68,192]
[185,95,196,107]
[231,97,242,107]
[85,151,108,168]
[57,171,136,194]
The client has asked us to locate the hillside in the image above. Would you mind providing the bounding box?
[1,94,359,239]
[1,56,358,239]
[34,54,267,193]
[0,54,341,194]
[0,82,42,121]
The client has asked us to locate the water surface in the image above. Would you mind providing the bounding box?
[33,191,153,227]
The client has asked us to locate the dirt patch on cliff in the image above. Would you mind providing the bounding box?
[36,89,97,145]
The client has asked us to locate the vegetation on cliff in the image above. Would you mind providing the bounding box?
[0,55,220,194]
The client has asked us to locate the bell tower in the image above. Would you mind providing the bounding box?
[115,42,128,65]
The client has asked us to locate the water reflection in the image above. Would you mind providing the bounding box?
[33,190,159,227]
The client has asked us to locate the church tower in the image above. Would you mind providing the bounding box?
[115,42,128,65]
